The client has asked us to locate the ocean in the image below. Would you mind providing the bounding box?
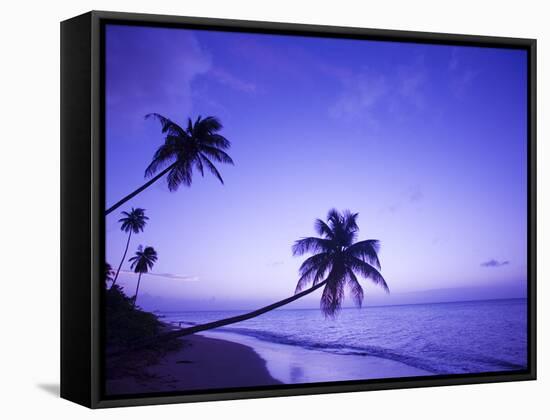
[159,298,527,383]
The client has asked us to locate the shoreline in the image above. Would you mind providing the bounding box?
[106,330,432,396]
[200,330,432,384]
[106,334,281,396]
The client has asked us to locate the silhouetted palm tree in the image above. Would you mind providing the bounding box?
[159,209,388,340]
[292,209,389,316]
[129,245,158,307]
[105,115,234,215]
[110,208,148,289]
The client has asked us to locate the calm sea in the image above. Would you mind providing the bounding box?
[160,298,527,376]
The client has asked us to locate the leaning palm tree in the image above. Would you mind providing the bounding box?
[110,208,148,289]
[105,115,234,215]
[156,209,388,342]
[128,245,158,307]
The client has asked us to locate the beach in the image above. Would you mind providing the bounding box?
[106,300,527,395]
[201,330,431,384]
[106,331,430,396]
[106,334,281,395]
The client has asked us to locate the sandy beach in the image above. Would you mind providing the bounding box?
[201,330,432,384]
[106,334,281,395]
[106,330,431,396]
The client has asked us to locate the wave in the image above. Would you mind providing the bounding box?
[205,325,526,374]
[165,303,527,376]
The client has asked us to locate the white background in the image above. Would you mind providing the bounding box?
[0,0,547,418]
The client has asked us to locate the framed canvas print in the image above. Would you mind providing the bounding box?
[60,11,537,408]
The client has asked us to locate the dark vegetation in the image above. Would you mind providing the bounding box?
[104,284,183,376]
[105,285,163,350]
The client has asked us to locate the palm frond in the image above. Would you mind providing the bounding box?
[128,245,143,266]
[119,211,131,219]
[144,114,233,191]
[200,146,235,165]
[195,116,223,135]
[145,113,186,136]
[348,256,389,292]
[195,155,205,177]
[292,237,333,256]
[342,210,359,234]
[166,161,193,191]
[346,269,364,308]
[346,240,381,270]
[314,218,334,239]
[326,209,351,246]
[118,208,148,233]
[320,268,346,317]
[295,253,332,293]
[203,133,231,149]
[145,135,182,177]
[200,154,225,184]
[326,208,341,227]
[129,245,157,274]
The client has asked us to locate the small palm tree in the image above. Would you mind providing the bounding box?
[105,115,234,215]
[128,245,158,307]
[110,208,148,289]
[159,209,388,339]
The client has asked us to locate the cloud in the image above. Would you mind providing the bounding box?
[380,186,424,214]
[480,259,510,268]
[329,56,427,125]
[210,68,257,93]
[329,70,388,124]
[226,37,313,83]
[106,25,212,133]
[396,56,427,109]
[120,270,200,281]
[449,47,479,98]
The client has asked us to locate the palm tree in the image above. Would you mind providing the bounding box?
[128,245,158,307]
[292,209,389,316]
[110,208,148,289]
[157,209,388,341]
[105,115,234,215]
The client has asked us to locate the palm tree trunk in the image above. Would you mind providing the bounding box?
[110,231,132,289]
[105,163,176,216]
[133,273,142,308]
[107,280,328,358]
[167,279,328,339]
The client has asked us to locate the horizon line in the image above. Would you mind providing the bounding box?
[154,296,527,314]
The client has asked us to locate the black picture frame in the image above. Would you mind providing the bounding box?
[60,10,537,409]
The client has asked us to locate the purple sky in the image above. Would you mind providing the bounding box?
[105,24,527,311]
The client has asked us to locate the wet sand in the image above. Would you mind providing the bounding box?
[106,334,281,396]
